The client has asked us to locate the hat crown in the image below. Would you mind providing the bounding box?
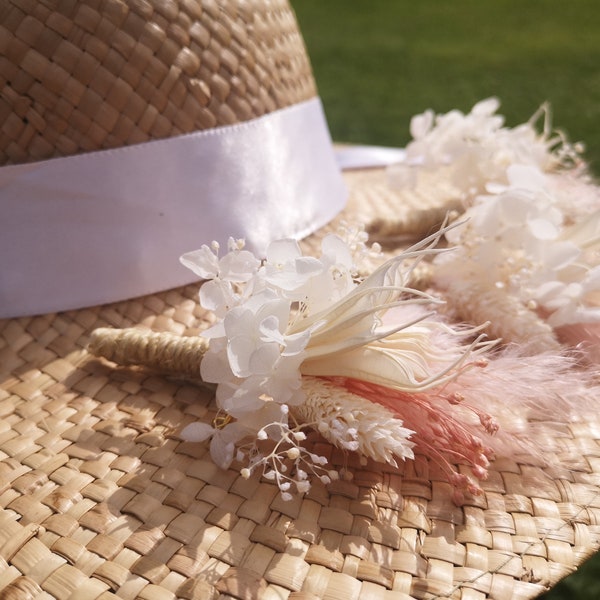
[0,0,317,164]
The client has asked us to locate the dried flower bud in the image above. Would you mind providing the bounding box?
[286,447,300,460]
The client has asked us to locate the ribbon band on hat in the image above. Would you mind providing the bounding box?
[0,98,348,318]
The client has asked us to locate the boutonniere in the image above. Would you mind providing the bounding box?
[90,223,598,504]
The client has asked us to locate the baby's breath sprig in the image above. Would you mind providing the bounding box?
[237,415,341,500]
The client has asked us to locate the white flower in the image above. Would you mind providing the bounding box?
[303,233,356,312]
[390,98,582,205]
[180,420,249,470]
[263,239,323,295]
[180,238,261,316]
[433,165,600,345]
[263,234,357,313]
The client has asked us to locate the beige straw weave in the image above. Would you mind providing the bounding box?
[2,1,600,598]
[0,0,315,164]
[1,172,600,600]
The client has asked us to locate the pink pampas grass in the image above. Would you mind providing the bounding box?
[556,322,600,365]
[329,344,599,503]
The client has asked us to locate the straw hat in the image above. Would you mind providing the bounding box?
[1,2,600,600]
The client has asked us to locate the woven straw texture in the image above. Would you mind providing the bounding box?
[1,170,600,600]
[0,0,316,164]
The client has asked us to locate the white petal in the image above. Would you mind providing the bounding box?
[200,320,226,340]
[210,434,235,469]
[180,422,215,442]
[257,298,291,329]
[221,380,268,415]
[294,256,323,276]
[528,217,559,240]
[219,250,260,282]
[260,315,286,345]
[200,280,230,312]
[180,246,219,279]
[248,343,280,375]
[535,280,565,303]
[472,97,500,116]
[267,238,301,264]
[410,109,434,139]
[542,241,580,270]
[321,234,353,268]
[282,330,311,356]
[200,350,233,383]
[506,164,546,190]
[227,335,256,377]
[264,264,303,291]
[224,307,256,339]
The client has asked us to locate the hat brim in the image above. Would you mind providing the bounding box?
[2,166,599,600]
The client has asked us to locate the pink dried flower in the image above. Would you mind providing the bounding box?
[337,376,495,495]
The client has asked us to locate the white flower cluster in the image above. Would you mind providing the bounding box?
[179,226,410,495]
[434,165,600,350]
[389,97,582,203]
[180,230,369,417]
[386,96,599,351]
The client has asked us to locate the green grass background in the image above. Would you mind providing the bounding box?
[291,2,600,599]
[292,0,600,172]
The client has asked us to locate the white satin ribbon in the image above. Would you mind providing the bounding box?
[335,145,406,170]
[0,98,347,318]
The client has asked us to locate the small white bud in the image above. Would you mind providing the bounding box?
[286,447,300,460]
[318,422,329,434]
[296,480,311,493]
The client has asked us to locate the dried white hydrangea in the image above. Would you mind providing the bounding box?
[388,97,582,204]
[433,165,600,352]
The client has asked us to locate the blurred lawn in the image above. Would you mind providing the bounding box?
[292,0,600,174]
[291,2,600,599]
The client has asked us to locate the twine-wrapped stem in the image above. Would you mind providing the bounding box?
[89,328,208,379]
[89,327,414,467]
